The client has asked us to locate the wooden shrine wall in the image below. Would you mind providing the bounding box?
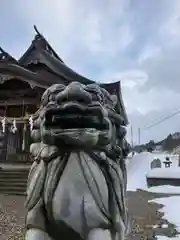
[0,79,44,163]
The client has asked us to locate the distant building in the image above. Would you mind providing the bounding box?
[154,145,162,151]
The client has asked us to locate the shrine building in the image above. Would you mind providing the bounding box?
[0,26,128,164]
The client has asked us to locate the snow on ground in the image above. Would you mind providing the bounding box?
[127,151,180,239]
[127,151,179,191]
[127,152,152,191]
[151,196,180,234]
[156,236,180,239]
[150,185,180,194]
[146,168,180,179]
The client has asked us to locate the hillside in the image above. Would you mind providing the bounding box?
[134,132,180,153]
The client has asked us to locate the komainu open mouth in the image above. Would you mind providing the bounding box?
[44,103,109,131]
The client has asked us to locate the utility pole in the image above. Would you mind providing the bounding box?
[138,128,141,145]
[130,125,134,148]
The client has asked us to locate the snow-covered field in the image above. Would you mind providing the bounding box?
[156,236,180,239]
[127,151,180,238]
[146,168,180,179]
[127,151,180,192]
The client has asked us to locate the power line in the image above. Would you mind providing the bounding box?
[131,108,180,145]
[143,108,180,130]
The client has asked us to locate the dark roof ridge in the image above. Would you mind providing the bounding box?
[0,47,17,63]
[33,25,63,62]
[18,25,63,65]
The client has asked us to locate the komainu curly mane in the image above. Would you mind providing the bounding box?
[25,82,130,240]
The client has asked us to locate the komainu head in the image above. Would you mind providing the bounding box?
[32,82,130,155]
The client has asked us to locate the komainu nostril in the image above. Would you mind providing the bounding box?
[56,82,92,104]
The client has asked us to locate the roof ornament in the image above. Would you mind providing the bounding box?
[0,47,10,60]
[34,25,44,42]
[34,25,42,38]
[33,25,46,50]
[33,25,63,62]
[0,47,16,62]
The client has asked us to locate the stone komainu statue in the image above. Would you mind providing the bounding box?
[25,82,131,240]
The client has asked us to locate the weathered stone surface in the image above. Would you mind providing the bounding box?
[25,82,130,240]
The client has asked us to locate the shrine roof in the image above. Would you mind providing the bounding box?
[18,26,64,66]
[0,26,128,125]
[0,47,17,64]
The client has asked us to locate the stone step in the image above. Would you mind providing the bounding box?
[0,174,28,179]
[0,168,30,171]
[0,184,26,189]
[0,180,27,187]
[0,168,29,195]
[0,186,27,192]
[0,171,29,174]
[0,182,27,186]
[0,160,32,164]
[0,170,29,174]
[0,190,27,196]
[0,172,28,175]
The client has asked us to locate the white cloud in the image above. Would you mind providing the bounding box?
[2,0,180,143]
[138,44,162,64]
[14,0,132,59]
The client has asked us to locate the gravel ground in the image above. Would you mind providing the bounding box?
[0,194,26,240]
[0,190,178,239]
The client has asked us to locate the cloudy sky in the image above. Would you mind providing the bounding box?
[1,0,180,144]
